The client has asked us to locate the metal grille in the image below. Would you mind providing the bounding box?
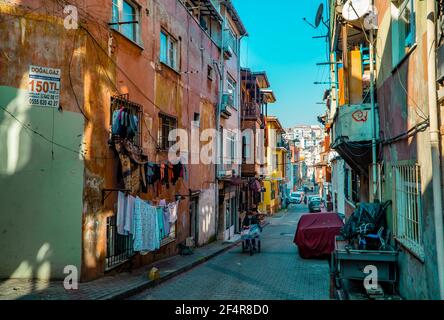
[392,163,424,260]
[158,113,177,150]
[105,215,134,271]
[110,93,143,147]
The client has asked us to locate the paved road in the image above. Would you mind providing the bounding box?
[130,204,330,300]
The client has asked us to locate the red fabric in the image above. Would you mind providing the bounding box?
[294,213,344,259]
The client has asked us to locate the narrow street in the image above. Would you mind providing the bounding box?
[129,204,330,300]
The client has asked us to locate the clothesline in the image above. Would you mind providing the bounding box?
[117,192,179,253]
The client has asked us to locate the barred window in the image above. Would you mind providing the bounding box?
[158,113,177,151]
[110,94,142,147]
[393,163,424,260]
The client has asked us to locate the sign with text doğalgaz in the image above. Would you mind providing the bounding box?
[28,65,61,108]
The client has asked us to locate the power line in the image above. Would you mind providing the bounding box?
[0,104,116,161]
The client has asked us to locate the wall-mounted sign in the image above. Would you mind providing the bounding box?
[28,65,61,108]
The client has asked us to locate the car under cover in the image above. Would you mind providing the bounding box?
[294,213,344,259]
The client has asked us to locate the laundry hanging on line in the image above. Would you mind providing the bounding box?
[116,192,180,253]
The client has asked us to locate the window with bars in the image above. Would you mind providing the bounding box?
[110,94,142,147]
[392,163,424,260]
[158,113,177,151]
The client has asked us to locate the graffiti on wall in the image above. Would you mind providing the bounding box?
[352,110,369,122]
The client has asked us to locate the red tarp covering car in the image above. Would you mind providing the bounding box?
[294,213,344,259]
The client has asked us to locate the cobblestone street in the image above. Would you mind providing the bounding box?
[130,204,330,300]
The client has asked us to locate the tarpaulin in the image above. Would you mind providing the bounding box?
[294,213,344,259]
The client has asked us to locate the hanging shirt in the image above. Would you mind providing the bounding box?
[168,201,179,223]
[156,207,165,240]
[133,198,159,252]
[124,195,136,235]
[117,191,128,235]
[163,206,170,237]
[112,110,121,136]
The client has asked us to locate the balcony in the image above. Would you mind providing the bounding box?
[221,93,234,119]
[217,163,236,179]
[331,103,379,176]
[241,103,262,120]
[276,141,289,150]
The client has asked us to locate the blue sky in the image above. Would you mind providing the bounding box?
[233,0,331,128]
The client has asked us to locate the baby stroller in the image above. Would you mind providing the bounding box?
[241,224,261,256]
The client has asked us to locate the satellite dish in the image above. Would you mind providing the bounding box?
[342,0,371,21]
[314,3,324,28]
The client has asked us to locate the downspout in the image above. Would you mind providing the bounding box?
[237,34,245,228]
[214,7,226,240]
[369,0,378,202]
[426,0,444,299]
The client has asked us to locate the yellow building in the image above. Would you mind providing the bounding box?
[259,116,288,214]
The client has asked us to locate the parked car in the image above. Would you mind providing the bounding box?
[307,195,321,204]
[308,199,322,213]
[288,192,303,204]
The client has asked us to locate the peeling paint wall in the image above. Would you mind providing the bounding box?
[375,0,440,299]
[0,3,87,280]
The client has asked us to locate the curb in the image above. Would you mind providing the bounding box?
[97,240,242,300]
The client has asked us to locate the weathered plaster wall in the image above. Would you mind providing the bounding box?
[375,0,440,299]
[0,4,87,280]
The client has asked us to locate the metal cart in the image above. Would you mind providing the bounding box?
[331,236,398,291]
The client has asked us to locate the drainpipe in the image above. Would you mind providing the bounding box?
[426,0,444,300]
[214,8,226,240]
[368,1,378,202]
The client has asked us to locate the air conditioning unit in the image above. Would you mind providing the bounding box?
[223,45,233,59]
[222,92,234,109]
[217,169,233,178]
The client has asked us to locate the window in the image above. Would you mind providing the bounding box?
[193,112,200,127]
[226,75,237,109]
[226,131,236,164]
[207,65,214,81]
[225,24,238,55]
[399,0,415,47]
[110,94,142,147]
[242,133,252,163]
[391,0,416,66]
[111,0,140,43]
[393,163,424,259]
[344,167,360,203]
[271,182,276,200]
[158,113,177,151]
[160,30,179,71]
